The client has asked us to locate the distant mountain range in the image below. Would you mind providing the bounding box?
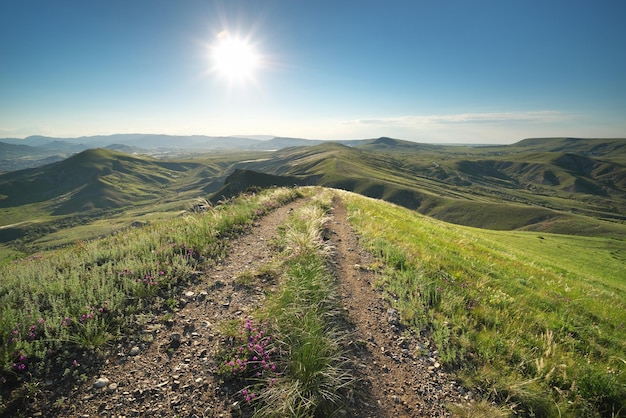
[0,133,502,173]
[2,134,493,171]
[0,134,384,171]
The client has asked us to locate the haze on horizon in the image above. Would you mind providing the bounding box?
[1,0,625,144]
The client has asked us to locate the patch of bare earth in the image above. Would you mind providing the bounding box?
[54,193,467,417]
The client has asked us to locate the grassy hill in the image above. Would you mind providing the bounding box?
[225,139,626,237]
[0,149,235,256]
[0,148,204,211]
[0,142,67,172]
[340,190,626,417]
[1,138,625,260]
[0,187,623,417]
[513,137,626,160]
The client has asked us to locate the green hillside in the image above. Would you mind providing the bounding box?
[226,139,626,238]
[1,138,625,260]
[340,190,626,417]
[0,149,235,254]
[512,137,626,162]
[0,148,205,211]
[0,187,623,417]
[0,142,47,160]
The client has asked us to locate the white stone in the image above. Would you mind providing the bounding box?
[94,377,110,388]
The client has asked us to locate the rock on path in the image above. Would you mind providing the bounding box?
[59,197,310,417]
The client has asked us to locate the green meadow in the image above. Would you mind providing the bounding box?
[0,186,624,416]
[2,138,626,260]
[0,188,303,415]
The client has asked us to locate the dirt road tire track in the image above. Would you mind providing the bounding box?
[328,196,466,417]
[56,192,466,417]
[59,197,310,417]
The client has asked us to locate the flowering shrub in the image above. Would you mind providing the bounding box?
[3,317,47,374]
[11,351,29,373]
[67,302,117,350]
[217,318,279,403]
[0,187,302,415]
[120,267,166,298]
[220,318,277,377]
[486,286,514,308]
[6,317,46,347]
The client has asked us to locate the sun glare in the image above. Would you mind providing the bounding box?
[211,31,259,83]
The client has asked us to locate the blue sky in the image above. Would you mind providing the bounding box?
[1,0,625,143]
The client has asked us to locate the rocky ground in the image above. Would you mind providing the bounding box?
[50,194,470,417]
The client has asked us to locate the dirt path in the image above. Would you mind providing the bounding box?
[58,198,310,417]
[57,193,466,417]
[328,197,466,417]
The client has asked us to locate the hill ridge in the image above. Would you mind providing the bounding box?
[1,188,624,416]
[49,194,466,417]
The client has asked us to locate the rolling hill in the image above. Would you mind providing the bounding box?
[0,187,624,417]
[219,139,626,237]
[0,148,211,214]
[0,142,68,172]
[513,136,626,160]
[1,137,625,258]
[1,138,626,415]
[0,148,233,251]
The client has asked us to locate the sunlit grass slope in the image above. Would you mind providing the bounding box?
[0,188,302,414]
[340,190,626,417]
[0,148,253,256]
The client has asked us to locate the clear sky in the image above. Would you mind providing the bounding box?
[1,0,625,144]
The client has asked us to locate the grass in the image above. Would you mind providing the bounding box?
[216,189,355,417]
[3,139,626,261]
[2,180,625,416]
[0,187,302,415]
[0,148,252,256]
[475,229,626,288]
[340,190,626,417]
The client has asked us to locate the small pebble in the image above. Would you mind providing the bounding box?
[94,377,110,388]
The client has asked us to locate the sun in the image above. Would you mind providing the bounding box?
[211,31,259,83]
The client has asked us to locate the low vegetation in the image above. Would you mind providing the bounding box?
[1,179,624,417]
[236,138,626,239]
[3,138,626,261]
[0,187,302,414]
[217,190,355,417]
[340,190,626,417]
